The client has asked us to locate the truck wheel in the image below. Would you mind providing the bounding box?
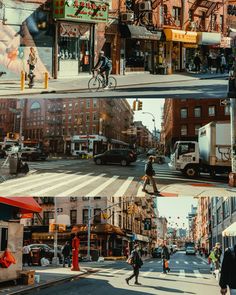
[184,166,199,178]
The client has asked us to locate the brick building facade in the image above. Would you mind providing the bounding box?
[162,99,230,155]
[0,99,17,141]
[0,0,234,80]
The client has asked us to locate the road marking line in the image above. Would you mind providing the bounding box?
[159,273,167,278]
[194,270,203,279]
[113,177,134,197]
[36,173,92,196]
[179,270,185,279]
[85,175,119,197]
[126,270,133,276]
[175,261,179,264]
[157,260,162,264]
[201,261,207,265]
[142,268,154,277]
[56,173,106,197]
[112,268,126,274]
[3,173,72,196]
[137,185,146,197]
[193,262,197,265]
[149,261,154,264]
[184,261,189,265]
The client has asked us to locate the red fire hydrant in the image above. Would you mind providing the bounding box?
[71,235,80,271]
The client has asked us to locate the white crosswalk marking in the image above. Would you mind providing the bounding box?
[149,261,154,264]
[113,177,134,197]
[112,268,126,274]
[179,270,185,279]
[201,261,207,265]
[159,273,167,278]
[56,173,106,197]
[175,261,179,264]
[193,262,197,265]
[142,269,154,277]
[184,261,189,265]
[126,270,133,276]
[193,270,203,279]
[137,185,146,197]
[85,175,119,197]
[157,260,162,264]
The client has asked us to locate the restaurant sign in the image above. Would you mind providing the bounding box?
[53,0,109,23]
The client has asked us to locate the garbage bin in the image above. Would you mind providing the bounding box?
[9,155,19,174]
[31,248,41,266]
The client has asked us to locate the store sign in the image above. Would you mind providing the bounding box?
[220,37,232,48]
[53,0,109,23]
[197,32,221,45]
[60,22,90,38]
[164,29,197,43]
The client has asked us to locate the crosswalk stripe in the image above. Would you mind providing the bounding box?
[35,173,92,196]
[159,273,166,278]
[179,269,185,279]
[112,268,126,274]
[113,177,134,197]
[142,268,154,277]
[126,270,133,276]
[137,185,146,197]
[4,173,72,196]
[56,173,106,197]
[193,270,203,279]
[175,261,179,264]
[201,261,207,265]
[85,175,119,197]
[193,262,197,265]
[184,261,189,265]
[149,261,153,264]
[157,260,162,264]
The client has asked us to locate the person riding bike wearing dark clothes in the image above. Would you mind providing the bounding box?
[93,51,112,90]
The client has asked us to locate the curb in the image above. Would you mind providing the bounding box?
[6,270,89,295]
[0,75,228,97]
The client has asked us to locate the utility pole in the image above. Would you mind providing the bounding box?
[52,198,59,265]
[87,197,91,261]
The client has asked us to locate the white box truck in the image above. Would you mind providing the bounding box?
[169,121,231,177]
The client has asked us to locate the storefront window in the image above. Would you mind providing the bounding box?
[180,108,188,118]
[180,125,187,136]
[0,227,8,251]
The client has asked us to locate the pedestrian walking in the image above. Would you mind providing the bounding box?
[220,53,227,74]
[62,241,71,267]
[142,156,159,194]
[209,242,222,280]
[22,242,31,266]
[227,53,235,72]
[219,245,236,295]
[216,53,222,74]
[125,244,143,286]
[193,53,201,73]
[161,243,170,274]
[207,53,213,73]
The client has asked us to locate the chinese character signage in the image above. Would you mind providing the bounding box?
[164,29,197,43]
[53,0,109,23]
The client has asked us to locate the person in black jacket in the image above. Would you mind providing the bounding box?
[142,156,159,194]
[162,243,170,274]
[62,241,71,267]
[219,245,236,295]
[125,244,143,286]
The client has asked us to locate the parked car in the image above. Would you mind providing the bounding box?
[20,147,48,161]
[94,149,137,166]
[28,244,63,264]
[152,247,162,258]
[147,149,157,157]
[185,246,196,255]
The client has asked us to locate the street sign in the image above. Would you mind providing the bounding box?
[56,208,63,213]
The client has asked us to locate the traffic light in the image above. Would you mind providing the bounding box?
[144,218,152,230]
[132,100,136,111]
[138,100,143,110]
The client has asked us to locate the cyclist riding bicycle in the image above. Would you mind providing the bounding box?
[93,51,112,90]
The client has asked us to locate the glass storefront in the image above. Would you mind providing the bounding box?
[58,23,92,76]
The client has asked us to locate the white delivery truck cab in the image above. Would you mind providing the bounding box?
[169,122,231,178]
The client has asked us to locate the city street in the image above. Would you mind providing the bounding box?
[3,77,227,99]
[23,252,219,295]
[0,156,228,197]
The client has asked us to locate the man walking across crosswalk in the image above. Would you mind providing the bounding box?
[161,242,170,274]
[125,244,143,286]
[142,156,159,195]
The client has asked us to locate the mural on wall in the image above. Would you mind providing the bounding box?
[0,0,53,79]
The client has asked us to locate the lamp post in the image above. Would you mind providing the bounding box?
[142,112,157,146]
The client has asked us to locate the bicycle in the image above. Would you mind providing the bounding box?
[88,69,117,92]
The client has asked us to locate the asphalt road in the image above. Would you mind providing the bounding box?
[24,252,219,295]
[9,78,228,99]
[0,157,228,197]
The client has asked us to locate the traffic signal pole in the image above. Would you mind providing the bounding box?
[229,98,236,186]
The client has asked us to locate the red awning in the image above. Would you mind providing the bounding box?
[0,197,42,213]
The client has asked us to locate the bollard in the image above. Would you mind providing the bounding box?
[20,71,25,91]
[44,72,49,89]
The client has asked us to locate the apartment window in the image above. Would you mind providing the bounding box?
[93,113,98,121]
[0,227,8,251]
[94,197,101,200]
[223,200,230,219]
[86,99,90,109]
[180,108,188,119]
[94,208,101,223]
[83,209,89,224]
[195,124,201,136]
[231,197,236,213]
[70,210,77,225]
[68,103,73,110]
[208,106,215,117]
[43,211,54,225]
[118,215,122,228]
[220,15,224,32]
[216,207,222,224]
[194,107,201,118]
[225,105,230,115]
[180,125,187,136]
[86,113,90,121]
[93,99,97,108]
[172,6,181,21]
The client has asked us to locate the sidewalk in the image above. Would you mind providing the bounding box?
[0,72,228,97]
[0,265,89,295]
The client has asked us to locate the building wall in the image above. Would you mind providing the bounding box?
[163,99,230,154]
[0,99,17,140]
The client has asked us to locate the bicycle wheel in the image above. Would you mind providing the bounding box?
[108,76,117,90]
[88,77,101,92]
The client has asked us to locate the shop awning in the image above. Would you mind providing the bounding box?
[229,28,236,39]
[222,222,236,237]
[197,32,221,45]
[72,224,125,236]
[220,37,232,48]
[164,29,197,43]
[133,233,150,242]
[0,197,42,213]
[120,25,162,41]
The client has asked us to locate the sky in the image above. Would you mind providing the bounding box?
[157,197,198,230]
[127,99,165,132]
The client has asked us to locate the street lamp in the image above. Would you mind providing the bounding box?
[142,112,157,145]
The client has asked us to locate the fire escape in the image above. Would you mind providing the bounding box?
[190,0,223,32]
